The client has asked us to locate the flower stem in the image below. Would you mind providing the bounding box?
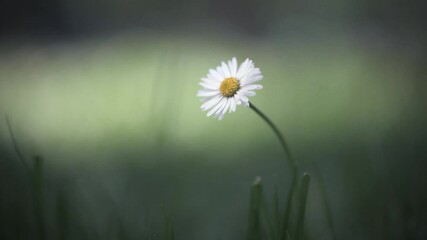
[249,102,297,171]
[249,102,298,239]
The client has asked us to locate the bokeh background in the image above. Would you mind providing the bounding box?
[1,0,427,239]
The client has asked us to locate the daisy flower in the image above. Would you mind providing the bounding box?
[197,57,263,120]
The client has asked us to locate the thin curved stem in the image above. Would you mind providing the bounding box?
[249,102,299,239]
[5,115,31,174]
[249,102,297,171]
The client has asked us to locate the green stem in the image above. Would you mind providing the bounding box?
[5,115,31,174]
[282,168,297,240]
[247,177,263,240]
[313,163,337,240]
[249,102,298,239]
[295,173,311,240]
[249,102,297,172]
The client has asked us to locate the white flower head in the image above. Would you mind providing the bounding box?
[197,57,263,120]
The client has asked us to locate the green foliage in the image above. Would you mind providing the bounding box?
[33,156,46,240]
[247,172,313,240]
[247,177,263,240]
[295,173,310,240]
[282,167,298,240]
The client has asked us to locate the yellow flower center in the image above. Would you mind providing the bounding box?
[220,77,240,97]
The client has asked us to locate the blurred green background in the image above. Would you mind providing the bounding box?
[1,0,427,239]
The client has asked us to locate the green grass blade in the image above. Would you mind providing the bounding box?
[274,177,280,230]
[117,220,128,240]
[286,230,292,240]
[282,166,298,240]
[313,164,337,240]
[260,196,279,240]
[56,190,69,240]
[246,176,263,240]
[163,212,174,240]
[33,155,46,240]
[274,178,281,240]
[166,217,175,240]
[167,219,175,240]
[143,220,153,240]
[295,173,311,240]
[5,115,31,174]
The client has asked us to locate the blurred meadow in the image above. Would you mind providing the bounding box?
[1,0,427,239]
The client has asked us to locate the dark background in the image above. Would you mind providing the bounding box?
[1,0,427,239]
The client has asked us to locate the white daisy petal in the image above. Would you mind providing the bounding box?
[207,98,226,117]
[205,74,218,83]
[208,98,227,116]
[201,95,222,111]
[197,90,220,97]
[221,98,231,116]
[198,57,262,119]
[240,84,263,91]
[228,57,237,76]
[216,66,227,78]
[237,93,249,104]
[242,74,263,85]
[236,59,250,79]
[239,64,255,84]
[236,92,250,107]
[199,82,218,90]
[209,69,224,82]
[243,90,256,97]
[216,98,229,115]
[202,77,220,86]
[229,97,236,112]
[221,62,231,77]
